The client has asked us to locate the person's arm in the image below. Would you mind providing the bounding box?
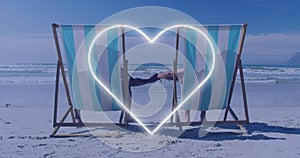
[158,68,184,82]
[129,73,160,87]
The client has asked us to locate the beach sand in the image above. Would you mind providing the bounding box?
[1,105,300,157]
[1,82,300,157]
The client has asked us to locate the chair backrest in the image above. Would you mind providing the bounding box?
[59,25,124,111]
[180,24,246,111]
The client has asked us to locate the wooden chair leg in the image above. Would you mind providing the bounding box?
[185,110,190,123]
[200,111,206,122]
[119,110,124,124]
[175,111,182,130]
[124,113,129,127]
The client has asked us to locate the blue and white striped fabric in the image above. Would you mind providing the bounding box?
[180,25,243,111]
[60,25,123,111]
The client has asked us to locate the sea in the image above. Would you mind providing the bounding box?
[0,63,300,109]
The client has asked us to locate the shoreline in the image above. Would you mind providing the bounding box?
[1,82,300,108]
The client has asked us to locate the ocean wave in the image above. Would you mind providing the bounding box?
[244,67,300,75]
[0,76,55,85]
[0,64,57,74]
[240,66,300,84]
[0,64,300,85]
[237,77,300,84]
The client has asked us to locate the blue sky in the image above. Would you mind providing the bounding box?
[0,0,299,64]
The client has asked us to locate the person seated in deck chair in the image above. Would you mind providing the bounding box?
[158,69,207,122]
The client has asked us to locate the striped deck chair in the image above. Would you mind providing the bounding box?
[51,24,130,137]
[172,24,249,127]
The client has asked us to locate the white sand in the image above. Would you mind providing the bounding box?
[1,105,300,158]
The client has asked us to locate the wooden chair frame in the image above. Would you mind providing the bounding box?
[50,23,129,137]
[171,23,249,128]
[50,23,249,137]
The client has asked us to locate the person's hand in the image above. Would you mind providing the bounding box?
[158,71,174,80]
[149,73,160,83]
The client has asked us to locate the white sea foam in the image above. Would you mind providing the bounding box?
[242,66,300,84]
[0,64,300,85]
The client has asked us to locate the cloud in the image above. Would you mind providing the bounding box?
[0,34,55,63]
[243,32,300,64]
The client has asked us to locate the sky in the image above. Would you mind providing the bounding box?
[0,0,299,65]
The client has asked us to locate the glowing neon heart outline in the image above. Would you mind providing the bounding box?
[87,24,216,135]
